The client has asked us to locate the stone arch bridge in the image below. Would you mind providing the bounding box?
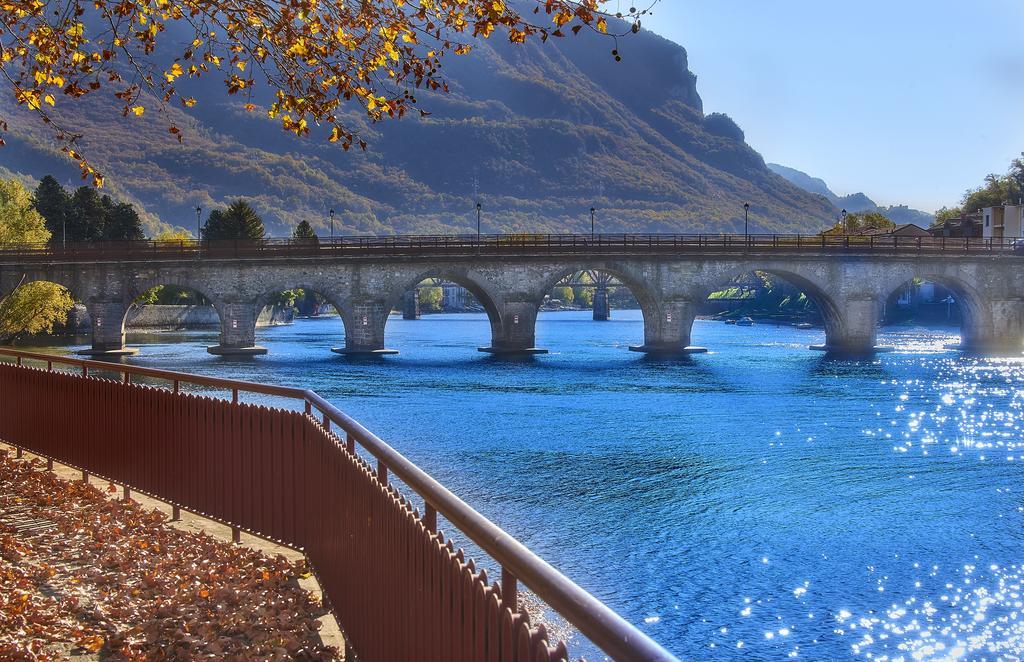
[3,235,1023,357]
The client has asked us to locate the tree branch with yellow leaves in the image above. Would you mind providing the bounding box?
[0,0,657,186]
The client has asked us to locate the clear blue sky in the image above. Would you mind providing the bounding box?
[641,0,1024,212]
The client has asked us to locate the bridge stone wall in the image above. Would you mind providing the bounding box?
[3,251,1023,356]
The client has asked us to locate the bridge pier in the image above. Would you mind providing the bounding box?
[403,290,420,320]
[952,298,1024,353]
[78,301,138,356]
[478,302,548,355]
[208,303,267,356]
[593,284,610,321]
[809,296,889,354]
[332,301,398,356]
[629,300,706,355]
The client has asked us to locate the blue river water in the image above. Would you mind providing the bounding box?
[24,311,1024,660]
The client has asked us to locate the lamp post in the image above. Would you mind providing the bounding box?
[329,208,335,244]
[195,206,202,241]
[841,208,848,234]
[476,202,482,243]
[743,202,750,238]
[590,207,596,240]
[62,215,66,250]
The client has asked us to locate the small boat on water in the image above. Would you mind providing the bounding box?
[795,322,813,330]
[736,316,754,326]
[724,319,737,325]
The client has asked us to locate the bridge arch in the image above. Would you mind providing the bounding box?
[381,269,506,353]
[877,271,995,350]
[121,278,229,354]
[253,286,353,334]
[693,265,845,350]
[531,263,666,352]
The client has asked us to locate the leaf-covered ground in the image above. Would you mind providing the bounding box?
[0,452,338,660]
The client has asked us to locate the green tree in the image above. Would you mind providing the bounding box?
[574,287,594,307]
[202,200,266,240]
[936,153,1024,218]
[933,206,963,227]
[0,180,51,246]
[419,286,443,312]
[67,186,107,241]
[552,286,575,304]
[103,201,145,241]
[0,179,74,342]
[32,175,70,242]
[293,220,317,240]
[827,211,894,234]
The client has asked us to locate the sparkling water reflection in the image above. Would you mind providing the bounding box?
[23,311,1024,660]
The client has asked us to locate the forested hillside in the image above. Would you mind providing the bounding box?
[0,19,835,237]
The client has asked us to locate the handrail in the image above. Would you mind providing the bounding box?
[1,232,1022,262]
[0,347,677,661]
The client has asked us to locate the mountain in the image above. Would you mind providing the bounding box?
[767,163,934,226]
[0,20,836,237]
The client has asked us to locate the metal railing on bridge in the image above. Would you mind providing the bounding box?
[1,233,1021,262]
[0,348,676,662]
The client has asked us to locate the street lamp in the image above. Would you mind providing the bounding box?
[743,202,750,237]
[590,207,596,240]
[329,208,335,243]
[841,208,848,234]
[195,205,202,241]
[476,202,482,243]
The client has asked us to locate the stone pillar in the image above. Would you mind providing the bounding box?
[958,299,1024,353]
[78,300,137,356]
[812,296,884,354]
[629,299,706,355]
[593,284,610,321]
[208,302,268,356]
[332,300,398,355]
[403,289,421,320]
[478,301,547,355]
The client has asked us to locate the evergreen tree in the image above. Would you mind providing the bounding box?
[201,200,265,240]
[67,186,107,241]
[103,202,145,240]
[32,175,70,242]
[293,220,317,240]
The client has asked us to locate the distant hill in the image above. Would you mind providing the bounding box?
[767,163,934,227]
[0,19,836,237]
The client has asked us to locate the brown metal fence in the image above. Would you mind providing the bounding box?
[0,350,676,661]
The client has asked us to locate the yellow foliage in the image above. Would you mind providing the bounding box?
[0,281,74,341]
[0,178,73,342]
[153,227,194,242]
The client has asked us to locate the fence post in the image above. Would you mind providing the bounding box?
[502,568,519,611]
[424,504,437,533]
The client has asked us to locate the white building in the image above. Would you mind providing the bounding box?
[981,203,1024,239]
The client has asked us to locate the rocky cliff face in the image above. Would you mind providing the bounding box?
[0,19,835,236]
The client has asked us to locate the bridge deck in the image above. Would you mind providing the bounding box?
[0,233,1018,263]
